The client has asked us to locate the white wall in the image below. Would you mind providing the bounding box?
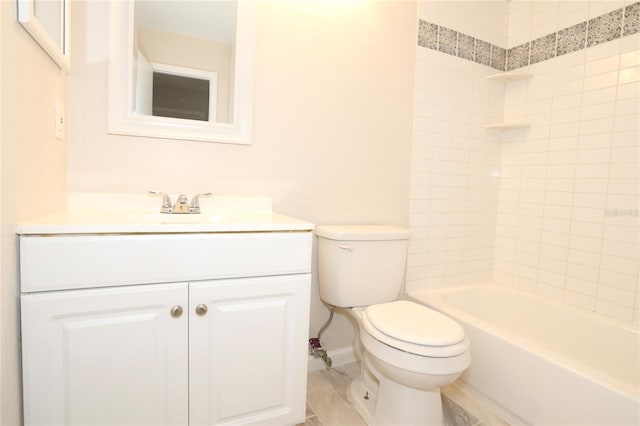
[67,0,417,350]
[0,1,68,424]
[494,1,640,325]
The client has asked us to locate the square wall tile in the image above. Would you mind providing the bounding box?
[491,45,507,71]
[557,22,587,56]
[458,33,476,61]
[587,8,623,47]
[439,26,458,56]
[530,33,557,65]
[507,42,531,71]
[624,2,640,36]
[418,20,438,50]
[475,39,492,66]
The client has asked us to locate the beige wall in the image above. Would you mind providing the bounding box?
[68,1,417,350]
[0,1,68,424]
[0,4,3,421]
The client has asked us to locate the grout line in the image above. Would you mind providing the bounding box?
[594,45,625,321]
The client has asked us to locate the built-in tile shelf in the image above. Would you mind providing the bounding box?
[486,72,532,83]
[485,72,532,130]
[483,122,530,130]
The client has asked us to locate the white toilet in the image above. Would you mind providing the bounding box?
[316,225,470,426]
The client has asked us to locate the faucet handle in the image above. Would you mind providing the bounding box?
[148,190,173,214]
[189,192,212,214]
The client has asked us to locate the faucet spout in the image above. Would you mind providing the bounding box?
[172,194,190,214]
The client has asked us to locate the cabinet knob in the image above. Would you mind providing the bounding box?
[170,305,184,317]
[195,304,208,316]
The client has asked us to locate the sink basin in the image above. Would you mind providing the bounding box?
[128,213,228,225]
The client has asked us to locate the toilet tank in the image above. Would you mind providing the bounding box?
[316,225,410,308]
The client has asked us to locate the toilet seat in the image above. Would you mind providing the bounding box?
[362,301,469,358]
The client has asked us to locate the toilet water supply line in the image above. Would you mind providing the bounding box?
[309,306,334,368]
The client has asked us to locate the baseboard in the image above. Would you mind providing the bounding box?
[307,346,356,372]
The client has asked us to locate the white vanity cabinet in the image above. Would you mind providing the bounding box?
[189,275,309,425]
[21,283,190,425]
[19,229,312,426]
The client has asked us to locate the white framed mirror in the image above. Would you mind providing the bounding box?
[17,0,70,71]
[107,0,255,145]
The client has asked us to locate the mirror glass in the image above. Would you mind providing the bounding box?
[35,0,63,45]
[107,0,255,144]
[17,0,70,71]
[133,1,236,124]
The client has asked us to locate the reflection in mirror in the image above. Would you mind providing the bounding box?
[17,0,70,71]
[107,1,255,144]
[133,1,236,124]
[135,59,218,122]
[153,72,211,121]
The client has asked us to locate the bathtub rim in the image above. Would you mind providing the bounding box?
[407,283,640,403]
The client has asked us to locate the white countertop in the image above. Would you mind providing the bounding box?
[16,194,314,235]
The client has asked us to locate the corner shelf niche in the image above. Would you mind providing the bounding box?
[485,71,533,129]
[486,72,533,83]
[484,122,530,130]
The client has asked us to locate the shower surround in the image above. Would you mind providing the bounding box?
[408,0,640,326]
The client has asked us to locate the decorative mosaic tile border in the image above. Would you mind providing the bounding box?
[418,2,640,72]
[418,18,508,71]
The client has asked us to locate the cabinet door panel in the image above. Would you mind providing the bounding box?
[21,283,188,426]
[189,275,311,425]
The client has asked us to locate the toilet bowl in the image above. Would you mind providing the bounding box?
[315,225,470,425]
[347,301,470,425]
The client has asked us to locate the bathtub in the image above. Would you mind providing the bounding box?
[409,284,640,426]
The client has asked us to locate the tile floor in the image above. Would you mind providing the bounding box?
[299,362,366,426]
[299,361,508,426]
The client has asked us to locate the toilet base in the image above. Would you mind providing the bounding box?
[349,375,377,425]
[348,356,445,426]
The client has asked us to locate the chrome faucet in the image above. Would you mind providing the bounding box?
[149,191,211,214]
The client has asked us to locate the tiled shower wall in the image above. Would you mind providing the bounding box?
[409,1,640,326]
[495,1,640,325]
[406,1,508,292]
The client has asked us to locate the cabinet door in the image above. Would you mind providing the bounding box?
[21,283,189,426]
[189,274,311,425]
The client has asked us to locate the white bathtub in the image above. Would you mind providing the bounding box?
[409,284,640,426]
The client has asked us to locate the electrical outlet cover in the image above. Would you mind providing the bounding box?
[55,99,64,140]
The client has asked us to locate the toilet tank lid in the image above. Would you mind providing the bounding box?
[315,225,410,241]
